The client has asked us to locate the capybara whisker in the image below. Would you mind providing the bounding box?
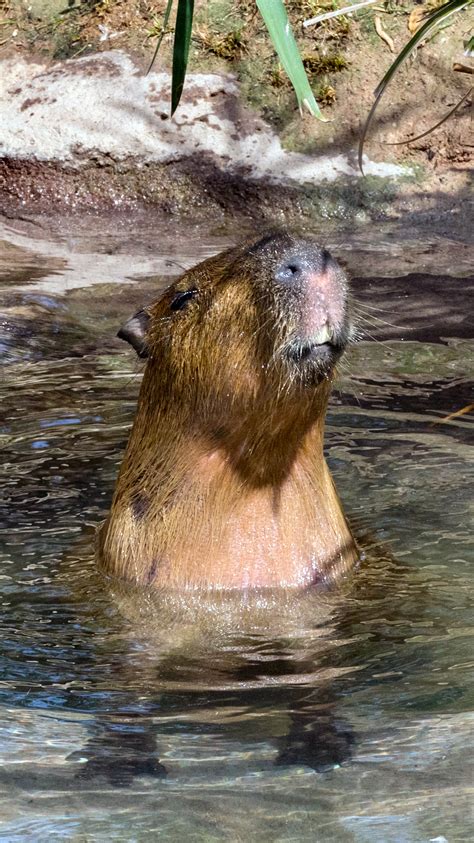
[354,309,402,330]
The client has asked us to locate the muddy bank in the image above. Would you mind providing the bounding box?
[0,49,411,221]
[1,1,471,222]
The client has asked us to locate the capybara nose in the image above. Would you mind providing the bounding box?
[274,257,305,285]
[274,249,332,286]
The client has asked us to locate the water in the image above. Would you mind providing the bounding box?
[0,215,473,842]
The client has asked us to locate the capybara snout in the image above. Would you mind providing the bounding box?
[267,239,351,375]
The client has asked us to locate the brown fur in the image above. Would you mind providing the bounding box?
[99,232,359,590]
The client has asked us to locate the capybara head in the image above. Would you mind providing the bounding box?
[119,231,352,443]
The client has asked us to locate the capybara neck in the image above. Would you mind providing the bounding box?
[99,231,359,590]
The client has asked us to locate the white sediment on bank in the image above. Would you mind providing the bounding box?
[0,50,406,183]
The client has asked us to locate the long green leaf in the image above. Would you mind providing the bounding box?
[256,0,326,120]
[359,0,471,170]
[171,0,194,116]
[147,0,175,76]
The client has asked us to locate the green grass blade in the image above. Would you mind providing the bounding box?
[171,0,194,116]
[256,0,326,120]
[147,0,175,76]
[359,0,471,170]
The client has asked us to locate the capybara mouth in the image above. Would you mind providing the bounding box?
[284,320,349,375]
[285,338,345,379]
[290,340,342,362]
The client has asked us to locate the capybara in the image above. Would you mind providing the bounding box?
[99,231,360,589]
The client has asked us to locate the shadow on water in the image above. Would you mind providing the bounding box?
[0,216,472,841]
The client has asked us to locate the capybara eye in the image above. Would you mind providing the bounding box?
[170,289,198,312]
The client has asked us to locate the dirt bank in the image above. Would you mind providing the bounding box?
[0,1,472,222]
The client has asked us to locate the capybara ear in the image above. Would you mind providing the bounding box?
[117,309,150,358]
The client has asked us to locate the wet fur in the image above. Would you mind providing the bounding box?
[99,232,359,589]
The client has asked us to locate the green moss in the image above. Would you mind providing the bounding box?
[195,26,246,60]
[297,177,401,222]
[195,0,245,35]
[238,57,298,128]
[302,53,348,75]
[50,18,86,60]
[357,10,381,45]
[17,0,92,60]
[398,161,426,184]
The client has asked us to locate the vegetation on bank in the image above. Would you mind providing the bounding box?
[1,1,472,171]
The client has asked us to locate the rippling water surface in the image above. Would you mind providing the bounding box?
[0,216,472,842]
